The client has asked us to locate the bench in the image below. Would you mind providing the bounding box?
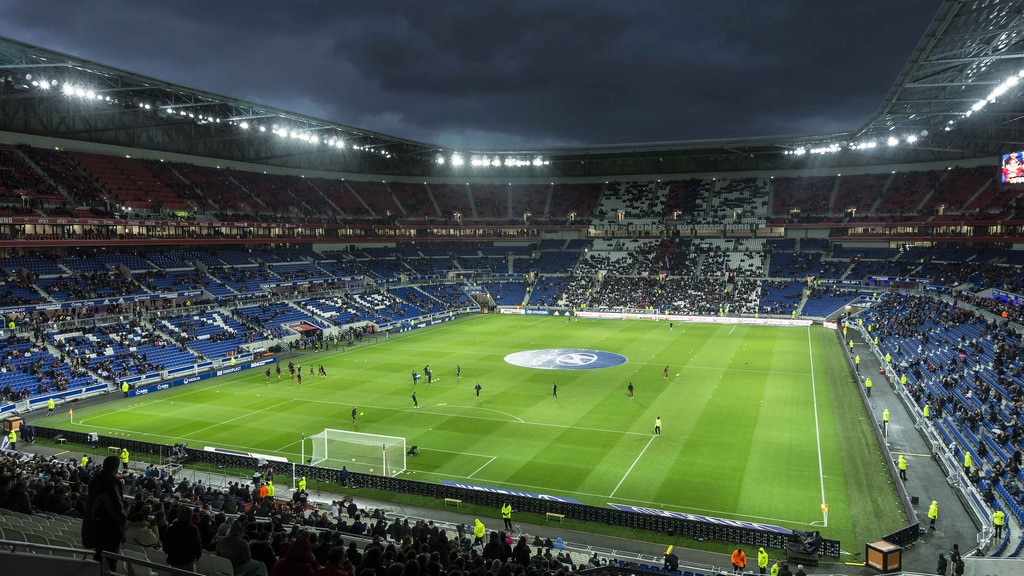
[444,498,462,508]
[54,436,67,445]
[545,512,565,523]
[108,446,120,453]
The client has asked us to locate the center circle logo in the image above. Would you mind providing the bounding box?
[504,349,628,370]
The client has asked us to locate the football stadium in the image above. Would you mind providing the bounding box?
[1,2,1024,575]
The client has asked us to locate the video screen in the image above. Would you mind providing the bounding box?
[1001,151,1024,184]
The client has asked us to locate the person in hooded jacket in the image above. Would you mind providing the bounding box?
[473,519,486,547]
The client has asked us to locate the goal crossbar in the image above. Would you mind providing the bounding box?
[309,428,406,477]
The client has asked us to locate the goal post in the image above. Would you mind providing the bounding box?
[309,428,406,477]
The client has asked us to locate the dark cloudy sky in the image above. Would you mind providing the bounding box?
[0,0,941,151]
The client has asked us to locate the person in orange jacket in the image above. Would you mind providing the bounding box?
[732,548,747,572]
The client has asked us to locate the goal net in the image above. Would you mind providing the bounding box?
[309,428,406,477]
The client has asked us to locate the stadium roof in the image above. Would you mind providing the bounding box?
[1,0,1024,178]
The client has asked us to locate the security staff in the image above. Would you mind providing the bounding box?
[757,547,769,575]
[120,447,130,471]
[501,501,513,532]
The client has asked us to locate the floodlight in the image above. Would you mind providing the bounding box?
[905,135,917,144]
[887,137,899,146]
[436,155,445,165]
[451,154,464,166]
[240,122,249,130]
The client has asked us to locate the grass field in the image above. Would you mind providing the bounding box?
[40,314,905,548]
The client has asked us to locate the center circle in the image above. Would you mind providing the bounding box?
[504,349,628,370]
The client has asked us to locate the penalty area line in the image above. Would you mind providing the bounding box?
[467,457,497,479]
[610,435,656,498]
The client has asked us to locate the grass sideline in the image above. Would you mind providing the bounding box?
[38,314,905,548]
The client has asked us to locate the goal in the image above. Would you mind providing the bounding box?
[309,428,407,477]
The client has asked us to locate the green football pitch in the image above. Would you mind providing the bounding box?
[41,314,905,547]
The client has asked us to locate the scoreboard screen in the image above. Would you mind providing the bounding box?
[1001,151,1024,184]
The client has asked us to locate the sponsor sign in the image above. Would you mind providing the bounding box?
[127,358,276,397]
[575,311,812,327]
[441,480,583,504]
[609,503,791,534]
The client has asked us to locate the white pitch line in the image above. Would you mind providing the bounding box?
[728,324,737,335]
[64,423,296,458]
[446,472,814,526]
[609,435,656,498]
[188,399,299,437]
[806,327,828,527]
[310,398,650,436]
[449,406,525,423]
[421,447,501,459]
[467,457,496,479]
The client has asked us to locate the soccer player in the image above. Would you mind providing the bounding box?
[319,364,327,378]
[352,407,358,424]
[663,366,669,379]
[456,364,461,378]
[411,391,418,408]
[627,382,634,399]
[265,368,271,383]
[296,372,302,387]
[551,382,557,398]
[475,382,482,398]
[655,416,662,436]
[276,364,282,380]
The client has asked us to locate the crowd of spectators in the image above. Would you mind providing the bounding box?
[864,294,1024,507]
[40,272,142,301]
[1,451,591,576]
